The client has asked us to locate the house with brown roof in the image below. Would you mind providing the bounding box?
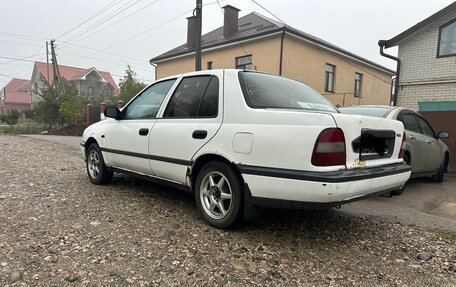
[30,62,119,104]
[0,78,31,116]
[150,5,395,107]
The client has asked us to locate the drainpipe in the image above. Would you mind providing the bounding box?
[378,40,400,106]
[279,30,285,76]
[149,62,157,81]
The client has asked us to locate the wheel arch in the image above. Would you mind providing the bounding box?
[84,137,98,155]
[189,154,244,193]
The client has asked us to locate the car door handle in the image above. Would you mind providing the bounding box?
[192,130,207,139]
[409,135,416,140]
[426,139,432,144]
[139,128,149,136]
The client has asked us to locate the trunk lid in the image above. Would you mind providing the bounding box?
[330,113,405,169]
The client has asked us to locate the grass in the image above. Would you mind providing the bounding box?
[0,120,48,135]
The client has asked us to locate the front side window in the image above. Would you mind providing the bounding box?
[236,55,253,70]
[354,73,363,98]
[325,64,335,92]
[438,19,456,57]
[416,116,435,138]
[124,79,176,119]
[239,72,337,112]
[164,76,218,118]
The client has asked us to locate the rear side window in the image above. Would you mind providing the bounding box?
[401,114,420,133]
[238,72,337,112]
[164,76,219,118]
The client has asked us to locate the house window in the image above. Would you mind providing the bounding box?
[325,64,335,92]
[354,73,363,97]
[103,87,112,98]
[438,19,456,57]
[207,61,213,70]
[236,55,253,70]
[88,87,94,97]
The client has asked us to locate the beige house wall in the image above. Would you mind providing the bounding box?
[282,35,393,107]
[154,34,393,107]
[155,35,282,79]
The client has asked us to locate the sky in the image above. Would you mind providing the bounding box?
[0,0,454,88]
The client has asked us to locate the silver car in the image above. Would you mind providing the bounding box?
[340,105,449,194]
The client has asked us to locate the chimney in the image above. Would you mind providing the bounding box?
[223,5,240,37]
[186,16,197,48]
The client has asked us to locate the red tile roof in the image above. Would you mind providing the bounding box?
[3,78,31,104]
[34,62,119,94]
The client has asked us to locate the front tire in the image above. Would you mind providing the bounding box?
[86,143,113,185]
[431,154,448,182]
[195,162,243,229]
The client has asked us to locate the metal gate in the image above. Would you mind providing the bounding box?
[420,111,456,174]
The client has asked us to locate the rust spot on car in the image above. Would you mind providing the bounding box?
[351,159,366,169]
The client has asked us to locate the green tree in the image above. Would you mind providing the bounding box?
[0,110,20,129]
[118,65,146,102]
[33,76,64,129]
[59,85,85,124]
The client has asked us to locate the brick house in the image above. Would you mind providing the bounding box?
[380,2,456,111]
[30,62,119,104]
[0,78,31,116]
[150,5,395,107]
[380,2,456,172]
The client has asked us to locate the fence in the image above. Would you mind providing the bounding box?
[86,101,125,124]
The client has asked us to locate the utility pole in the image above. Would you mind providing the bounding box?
[46,41,50,82]
[49,40,65,93]
[195,0,202,71]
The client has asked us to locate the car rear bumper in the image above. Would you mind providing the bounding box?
[239,162,411,207]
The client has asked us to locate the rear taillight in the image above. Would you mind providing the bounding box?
[399,131,406,159]
[312,128,346,166]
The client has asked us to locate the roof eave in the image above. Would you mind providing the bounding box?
[384,2,456,48]
[149,27,285,63]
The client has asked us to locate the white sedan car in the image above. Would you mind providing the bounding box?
[81,69,411,228]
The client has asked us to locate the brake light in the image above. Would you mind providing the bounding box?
[312,128,346,166]
[399,131,406,159]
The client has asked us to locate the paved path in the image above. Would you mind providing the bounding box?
[21,134,82,151]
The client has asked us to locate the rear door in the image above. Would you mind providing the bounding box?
[148,72,223,184]
[399,112,428,173]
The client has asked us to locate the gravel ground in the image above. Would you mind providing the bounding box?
[0,135,455,286]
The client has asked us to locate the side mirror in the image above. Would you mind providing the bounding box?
[438,131,449,139]
[104,107,121,120]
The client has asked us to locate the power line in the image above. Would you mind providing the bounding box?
[250,0,285,24]
[72,0,162,43]
[56,0,124,40]
[58,41,145,64]
[70,0,223,64]
[62,0,144,44]
[70,8,195,64]
[0,32,47,41]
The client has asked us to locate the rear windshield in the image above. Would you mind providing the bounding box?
[238,72,337,112]
[339,107,392,118]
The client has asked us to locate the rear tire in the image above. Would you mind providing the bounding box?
[431,155,448,183]
[391,153,410,196]
[86,143,113,185]
[195,162,243,229]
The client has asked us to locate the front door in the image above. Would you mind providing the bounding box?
[104,78,177,175]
